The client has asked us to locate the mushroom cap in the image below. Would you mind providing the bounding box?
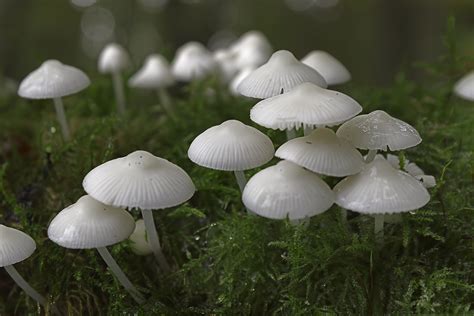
[18,60,91,99]
[98,43,130,74]
[213,49,239,82]
[301,50,351,85]
[48,195,135,249]
[250,82,362,130]
[237,50,327,99]
[230,31,273,70]
[275,128,364,177]
[336,110,422,151]
[385,154,435,188]
[229,67,255,96]
[188,120,274,171]
[454,71,474,101]
[333,155,430,214]
[171,42,218,82]
[242,160,334,220]
[128,54,175,89]
[128,219,153,256]
[0,225,36,267]
[83,150,196,210]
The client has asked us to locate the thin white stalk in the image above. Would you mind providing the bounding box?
[52,97,70,141]
[112,72,126,115]
[157,88,175,120]
[140,209,171,273]
[233,170,247,193]
[286,129,297,140]
[374,214,385,241]
[96,247,145,304]
[4,265,46,306]
[365,149,377,163]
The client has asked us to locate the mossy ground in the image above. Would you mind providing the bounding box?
[0,21,473,315]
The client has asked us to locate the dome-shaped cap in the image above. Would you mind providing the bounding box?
[171,42,218,82]
[454,71,474,101]
[18,60,91,99]
[128,54,175,89]
[301,51,351,85]
[188,120,274,171]
[128,219,152,256]
[242,160,334,220]
[229,67,255,96]
[230,31,272,70]
[333,155,430,214]
[237,50,327,99]
[98,43,130,74]
[250,82,362,130]
[0,225,36,267]
[83,150,195,210]
[385,154,435,188]
[213,49,239,82]
[275,128,364,177]
[336,110,422,151]
[48,195,135,249]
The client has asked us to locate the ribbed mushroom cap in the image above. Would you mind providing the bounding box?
[48,195,135,249]
[83,150,196,210]
[336,110,422,151]
[128,54,174,89]
[333,155,430,214]
[230,31,273,70]
[301,51,351,85]
[188,120,274,171]
[229,67,255,96]
[237,50,327,99]
[98,43,130,74]
[454,71,474,101]
[275,128,364,177]
[385,154,435,188]
[0,225,36,267]
[171,42,218,82]
[250,82,362,130]
[18,60,91,99]
[128,219,152,256]
[242,160,334,220]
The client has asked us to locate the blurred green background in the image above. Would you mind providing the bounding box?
[0,0,474,85]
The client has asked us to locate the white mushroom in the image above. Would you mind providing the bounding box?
[386,154,436,188]
[229,30,273,71]
[301,50,351,85]
[128,219,153,256]
[454,71,474,101]
[171,42,218,82]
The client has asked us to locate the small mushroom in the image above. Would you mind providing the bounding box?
[213,49,239,83]
[301,50,351,85]
[454,71,474,101]
[336,110,422,162]
[98,43,130,115]
[18,60,90,140]
[0,225,47,307]
[171,42,218,82]
[128,219,153,256]
[333,155,430,238]
[275,128,364,177]
[188,120,274,194]
[48,195,144,303]
[237,50,327,99]
[242,160,334,220]
[250,82,362,138]
[229,30,273,71]
[83,150,195,272]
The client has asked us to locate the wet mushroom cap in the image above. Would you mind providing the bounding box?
[237,50,327,99]
[47,195,135,249]
[18,60,91,99]
[0,225,36,267]
[333,155,430,214]
[83,150,196,210]
[275,128,364,177]
[188,120,275,171]
[242,160,334,220]
[336,110,422,151]
[301,50,351,85]
[250,82,362,130]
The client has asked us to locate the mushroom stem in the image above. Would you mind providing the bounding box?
[140,209,171,273]
[52,97,71,141]
[233,170,247,192]
[4,265,46,306]
[286,129,297,140]
[156,88,175,119]
[374,214,384,240]
[365,149,377,163]
[112,72,126,115]
[341,209,347,224]
[96,247,145,304]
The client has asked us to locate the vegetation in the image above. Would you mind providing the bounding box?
[0,19,472,315]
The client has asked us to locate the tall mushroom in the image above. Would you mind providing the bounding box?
[0,225,47,307]
[98,43,130,115]
[188,120,274,194]
[82,150,195,272]
[47,195,144,303]
[18,60,91,140]
[301,50,351,86]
